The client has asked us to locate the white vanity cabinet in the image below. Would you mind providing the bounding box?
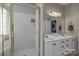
[44,35,78,56]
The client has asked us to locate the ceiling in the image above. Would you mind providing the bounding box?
[59,3,70,6]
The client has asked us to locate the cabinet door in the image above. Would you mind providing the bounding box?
[70,38,77,49]
[53,41,61,56]
[45,41,54,56]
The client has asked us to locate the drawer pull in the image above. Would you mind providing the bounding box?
[61,46,64,48]
[53,43,56,45]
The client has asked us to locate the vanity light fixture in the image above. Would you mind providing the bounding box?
[48,10,61,17]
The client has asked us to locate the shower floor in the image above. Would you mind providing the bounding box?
[14,48,37,56]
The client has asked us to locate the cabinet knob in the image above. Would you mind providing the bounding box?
[61,52,64,54]
[66,40,69,41]
[72,39,74,41]
[46,36,48,38]
[66,44,69,46]
[62,41,64,43]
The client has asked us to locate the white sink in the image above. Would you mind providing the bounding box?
[45,33,76,41]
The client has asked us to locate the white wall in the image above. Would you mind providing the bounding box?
[14,4,36,51]
[65,4,79,36]
[65,3,79,52]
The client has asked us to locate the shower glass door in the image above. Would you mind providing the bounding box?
[0,4,2,56]
[0,4,11,56]
[13,4,39,56]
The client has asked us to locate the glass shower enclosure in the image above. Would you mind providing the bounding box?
[0,3,40,56]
